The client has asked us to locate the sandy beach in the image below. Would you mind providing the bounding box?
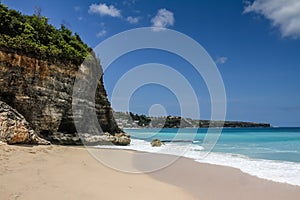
[1,142,300,200]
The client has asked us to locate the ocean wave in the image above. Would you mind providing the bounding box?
[194,152,300,186]
[274,150,298,153]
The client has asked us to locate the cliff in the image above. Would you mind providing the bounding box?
[114,112,271,128]
[0,50,129,145]
[0,4,130,145]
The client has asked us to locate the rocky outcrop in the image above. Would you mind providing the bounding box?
[0,50,128,145]
[113,133,131,146]
[151,139,164,147]
[0,101,50,145]
[114,112,271,129]
[50,132,131,146]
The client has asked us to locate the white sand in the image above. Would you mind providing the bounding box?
[1,143,300,200]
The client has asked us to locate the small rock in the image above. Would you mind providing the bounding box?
[114,133,131,146]
[151,139,163,147]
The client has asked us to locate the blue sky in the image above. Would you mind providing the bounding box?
[2,0,300,126]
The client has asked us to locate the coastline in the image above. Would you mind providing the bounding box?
[150,155,300,200]
[97,135,300,186]
[1,142,300,200]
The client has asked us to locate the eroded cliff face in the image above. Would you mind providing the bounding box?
[0,100,50,145]
[0,50,125,144]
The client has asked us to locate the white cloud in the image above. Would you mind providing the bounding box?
[96,29,107,38]
[126,16,139,24]
[151,9,175,31]
[215,57,228,65]
[89,3,121,18]
[244,0,300,38]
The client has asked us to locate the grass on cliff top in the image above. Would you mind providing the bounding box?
[0,4,92,66]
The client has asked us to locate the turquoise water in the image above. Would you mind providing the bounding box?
[127,127,300,163]
[97,127,300,185]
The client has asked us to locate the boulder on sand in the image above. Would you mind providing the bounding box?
[151,139,164,147]
[0,101,50,145]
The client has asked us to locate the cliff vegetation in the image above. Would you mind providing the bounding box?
[0,4,91,66]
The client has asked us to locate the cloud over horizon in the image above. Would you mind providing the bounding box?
[151,8,175,31]
[89,3,121,17]
[244,0,300,38]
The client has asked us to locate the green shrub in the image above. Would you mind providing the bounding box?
[0,3,92,66]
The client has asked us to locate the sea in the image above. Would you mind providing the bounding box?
[97,127,300,186]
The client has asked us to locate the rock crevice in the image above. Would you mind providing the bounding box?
[0,101,50,145]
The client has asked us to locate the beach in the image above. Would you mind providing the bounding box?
[1,142,300,200]
[1,1,300,200]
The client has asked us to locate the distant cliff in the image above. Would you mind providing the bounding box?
[114,112,271,128]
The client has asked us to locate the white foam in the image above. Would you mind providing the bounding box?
[96,138,300,186]
[96,139,203,155]
[194,152,300,186]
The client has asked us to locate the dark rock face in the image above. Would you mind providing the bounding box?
[0,50,127,145]
[0,101,50,145]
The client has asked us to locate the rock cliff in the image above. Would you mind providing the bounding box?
[0,49,128,145]
[0,101,50,144]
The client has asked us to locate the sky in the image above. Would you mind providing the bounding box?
[2,0,300,126]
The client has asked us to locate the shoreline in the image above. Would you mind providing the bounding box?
[149,155,300,200]
[1,143,300,199]
[102,147,300,187]
[96,137,300,186]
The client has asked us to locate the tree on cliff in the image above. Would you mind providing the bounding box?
[129,112,151,127]
[0,3,91,65]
